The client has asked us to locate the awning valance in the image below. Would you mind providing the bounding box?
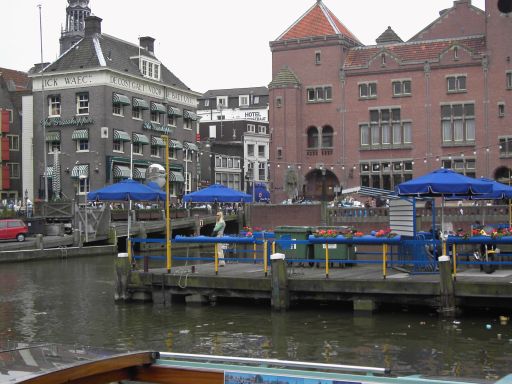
[71,164,89,179]
[133,167,147,180]
[112,93,131,106]
[113,130,131,142]
[183,142,199,152]
[170,171,185,183]
[132,133,149,144]
[45,166,54,177]
[45,131,61,142]
[112,164,131,178]
[151,136,166,147]
[151,102,166,114]
[132,98,149,110]
[183,110,199,121]
[71,129,89,140]
[169,139,183,150]
[167,106,182,117]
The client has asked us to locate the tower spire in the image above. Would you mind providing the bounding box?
[59,0,91,54]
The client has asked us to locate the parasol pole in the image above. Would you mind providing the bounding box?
[127,143,133,252]
[163,135,172,272]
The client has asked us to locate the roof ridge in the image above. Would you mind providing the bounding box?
[350,34,485,51]
[318,1,340,34]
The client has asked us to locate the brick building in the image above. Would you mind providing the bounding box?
[24,1,200,203]
[269,0,512,202]
[0,68,30,201]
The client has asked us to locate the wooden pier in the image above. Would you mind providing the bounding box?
[119,258,512,314]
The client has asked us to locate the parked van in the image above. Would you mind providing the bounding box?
[0,219,28,242]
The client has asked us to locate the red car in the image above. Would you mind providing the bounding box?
[0,219,29,242]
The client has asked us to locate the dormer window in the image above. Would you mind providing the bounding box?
[239,95,249,107]
[217,96,228,108]
[139,56,160,81]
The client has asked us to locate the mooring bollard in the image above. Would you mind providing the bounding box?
[438,255,456,316]
[270,253,289,311]
[115,252,131,301]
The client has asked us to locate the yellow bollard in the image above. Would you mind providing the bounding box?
[272,241,276,255]
[442,241,447,257]
[127,238,132,269]
[253,243,257,263]
[214,243,218,275]
[264,240,268,276]
[452,244,457,278]
[325,242,329,278]
[382,243,387,279]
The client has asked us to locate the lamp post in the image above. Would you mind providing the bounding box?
[162,135,172,272]
[79,174,88,243]
[219,103,224,138]
[321,167,327,225]
[24,189,28,217]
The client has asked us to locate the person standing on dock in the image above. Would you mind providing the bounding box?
[213,211,226,266]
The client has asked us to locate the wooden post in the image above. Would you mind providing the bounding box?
[214,243,218,275]
[382,243,387,279]
[438,255,456,316]
[114,253,131,301]
[325,242,329,278]
[264,240,268,277]
[270,253,289,311]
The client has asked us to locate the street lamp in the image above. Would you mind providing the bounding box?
[79,174,88,242]
[321,167,327,225]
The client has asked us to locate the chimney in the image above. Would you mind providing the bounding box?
[139,36,155,54]
[84,15,102,36]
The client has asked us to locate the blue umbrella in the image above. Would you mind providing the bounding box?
[183,184,252,203]
[396,169,493,239]
[445,178,512,200]
[88,178,165,201]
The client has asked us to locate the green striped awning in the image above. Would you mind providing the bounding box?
[132,133,149,144]
[151,136,166,147]
[112,164,131,178]
[113,130,131,141]
[112,93,131,106]
[183,110,199,121]
[169,139,183,150]
[71,164,89,179]
[132,98,149,110]
[45,166,54,177]
[133,167,147,180]
[167,106,182,117]
[183,142,199,152]
[71,129,89,140]
[45,131,61,142]
[170,171,184,183]
[151,102,166,114]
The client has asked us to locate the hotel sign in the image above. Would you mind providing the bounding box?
[33,70,197,108]
[41,116,94,127]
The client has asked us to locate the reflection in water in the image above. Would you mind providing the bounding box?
[0,254,511,380]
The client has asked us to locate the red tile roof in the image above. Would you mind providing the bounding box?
[0,67,30,91]
[277,1,360,43]
[344,36,486,69]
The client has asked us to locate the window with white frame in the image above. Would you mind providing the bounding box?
[359,160,413,190]
[47,140,60,154]
[184,118,192,129]
[276,97,282,108]
[133,143,143,155]
[113,103,123,116]
[258,162,266,180]
[392,80,411,97]
[447,75,467,93]
[499,103,505,117]
[76,139,89,152]
[5,109,13,123]
[48,95,61,117]
[247,144,255,156]
[204,99,210,107]
[217,96,228,108]
[140,57,160,80]
[441,158,476,178]
[113,140,124,152]
[76,93,89,115]
[359,82,377,99]
[315,51,321,64]
[79,177,89,194]
[254,96,259,104]
[151,110,163,124]
[258,145,265,158]
[185,172,192,192]
[7,135,19,151]
[507,72,512,89]
[239,95,249,106]
[185,150,193,162]
[247,124,255,133]
[306,86,332,102]
[499,137,512,157]
[151,144,161,157]
[169,147,177,159]
[258,125,266,134]
[7,163,20,179]
[132,107,142,120]
[441,103,475,144]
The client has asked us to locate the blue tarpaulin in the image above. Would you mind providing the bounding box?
[251,183,270,203]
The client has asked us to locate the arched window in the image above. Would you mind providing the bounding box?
[307,126,319,148]
[322,125,333,147]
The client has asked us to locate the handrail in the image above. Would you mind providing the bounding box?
[158,352,390,375]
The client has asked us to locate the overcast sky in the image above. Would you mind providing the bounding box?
[1,0,485,94]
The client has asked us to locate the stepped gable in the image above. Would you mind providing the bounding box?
[276,0,360,44]
[409,0,485,42]
[268,66,301,89]
[376,26,403,45]
[344,35,485,70]
[44,32,190,91]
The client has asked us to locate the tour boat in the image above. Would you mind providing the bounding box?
[1,344,511,384]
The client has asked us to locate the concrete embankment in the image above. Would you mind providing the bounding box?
[0,245,117,263]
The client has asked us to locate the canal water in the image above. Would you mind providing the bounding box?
[0,254,511,380]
